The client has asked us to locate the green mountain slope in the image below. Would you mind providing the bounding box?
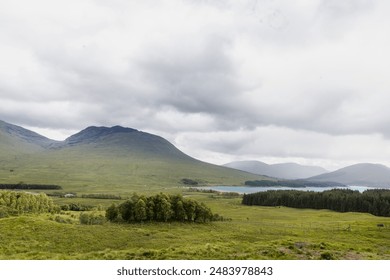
[0,121,268,193]
[0,120,61,162]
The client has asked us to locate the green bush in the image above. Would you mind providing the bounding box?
[79,212,106,225]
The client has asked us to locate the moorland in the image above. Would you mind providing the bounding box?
[0,120,389,260]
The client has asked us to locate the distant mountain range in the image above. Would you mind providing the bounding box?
[224,160,390,188]
[307,163,390,187]
[224,160,328,179]
[0,120,267,190]
[3,120,390,189]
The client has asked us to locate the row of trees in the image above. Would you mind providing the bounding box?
[81,193,122,200]
[242,189,390,217]
[0,191,56,217]
[106,193,222,223]
[0,183,62,190]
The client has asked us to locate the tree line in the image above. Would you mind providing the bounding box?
[106,193,224,223]
[81,193,122,200]
[0,183,62,190]
[0,191,56,217]
[242,189,390,217]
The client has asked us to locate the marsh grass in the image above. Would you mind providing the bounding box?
[0,193,389,260]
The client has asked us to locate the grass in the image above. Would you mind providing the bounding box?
[0,192,389,260]
[0,146,267,194]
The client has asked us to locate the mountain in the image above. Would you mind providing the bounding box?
[64,126,137,145]
[0,120,58,156]
[224,160,328,179]
[0,120,268,191]
[61,125,190,159]
[307,163,390,187]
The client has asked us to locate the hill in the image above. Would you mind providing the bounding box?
[224,160,327,179]
[0,120,268,193]
[0,120,58,156]
[307,163,390,187]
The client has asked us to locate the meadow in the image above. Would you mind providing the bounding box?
[1,189,389,260]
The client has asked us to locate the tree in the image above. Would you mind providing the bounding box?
[106,204,119,221]
[195,202,213,222]
[159,198,172,222]
[120,200,135,222]
[183,199,196,222]
[146,198,155,221]
[175,200,186,222]
[134,198,147,222]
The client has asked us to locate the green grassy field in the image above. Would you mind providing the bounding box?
[1,191,389,260]
[0,146,268,194]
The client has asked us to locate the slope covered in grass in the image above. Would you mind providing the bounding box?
[0,121,268,193]
[1,194,389,260]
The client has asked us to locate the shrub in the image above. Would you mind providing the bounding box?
[79,212,106,225]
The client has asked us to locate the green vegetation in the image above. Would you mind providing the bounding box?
[0,183,62,190]
[107,193,221,223]
[60,203,95,211]
[0,193,389,260]
[242,189,390,217]
[181,178,199,185]
[187,187,240,198]
[81,193,122,200]
[0,191,56,217]
[79,211,106,225]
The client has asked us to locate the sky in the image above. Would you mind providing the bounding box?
[1,0,390,170]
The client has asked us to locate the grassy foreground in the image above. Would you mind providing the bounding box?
[0,191,389,260]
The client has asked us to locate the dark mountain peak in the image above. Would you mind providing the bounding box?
[65,125,138,145]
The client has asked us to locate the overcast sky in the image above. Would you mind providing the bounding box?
[1,0,390,170]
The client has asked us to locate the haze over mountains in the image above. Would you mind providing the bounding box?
[307,163,390,187]
[224,160,390,188]
[0,120,266,191]
[224,160,328,180]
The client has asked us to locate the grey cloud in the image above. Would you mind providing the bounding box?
[2,0,390,168]
[319,0,374,18]
[135,35,247,115]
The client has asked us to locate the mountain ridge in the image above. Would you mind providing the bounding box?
[307,163,390,187]
[0,120,58,149]
[224,160,328,179]
[64,125,138,145]
[0,120,268,190]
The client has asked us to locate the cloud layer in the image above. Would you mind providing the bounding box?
[1,0,390,169]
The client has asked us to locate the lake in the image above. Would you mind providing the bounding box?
[198,185,376,194]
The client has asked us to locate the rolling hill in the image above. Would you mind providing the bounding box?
[0,120,268,193]
[224,160,327,179]
[307,163,390,187]
[0,120,58,155]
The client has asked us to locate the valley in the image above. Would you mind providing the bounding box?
[1,120,390,260]
[1,192,389,260]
